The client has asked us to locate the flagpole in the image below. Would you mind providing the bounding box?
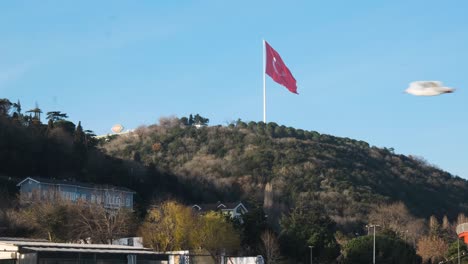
[263,39,266,123]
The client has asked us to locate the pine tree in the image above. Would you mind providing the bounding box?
[188,114,194,126]
[429,215,440,237]
[74,121,86,145]
[442,215,450,230]
[47,119,54,135]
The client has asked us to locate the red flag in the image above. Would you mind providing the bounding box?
[265,41,298,94]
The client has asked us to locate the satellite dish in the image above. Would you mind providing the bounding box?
[111,124,124,134]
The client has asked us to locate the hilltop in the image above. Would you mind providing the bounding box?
[101,117,468,232]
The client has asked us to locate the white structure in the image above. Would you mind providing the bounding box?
[113,237,144,248]
[223,256,264,264]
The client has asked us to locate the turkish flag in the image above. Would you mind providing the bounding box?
[265,41,298,94]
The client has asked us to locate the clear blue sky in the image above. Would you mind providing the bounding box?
[1,1,467,178]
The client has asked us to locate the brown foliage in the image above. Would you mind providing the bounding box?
[72,202,136,244]
[368,202,425,243]
[19,199,135,243]
[417,235,448,264]
[152,143,162,152]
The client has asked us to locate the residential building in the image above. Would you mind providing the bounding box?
[192,201,248,221]
[17,177,135,210]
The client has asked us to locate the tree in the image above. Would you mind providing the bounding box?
[20,200,70,242]
[342,232,421,264]
[445,239,468,263]
[199,211,241,260]
[47,119,54,131]
[180,117,189,126]
[188,114,194,126]
[429,215,441,237]
[11,100,22,122]
[240,205,268,253]
[19,198,135,243]
[193,114,209,126]
[417,235,448,264]
[138,201,200,251]
[368,202,425,243]
[74,121,86,145]
[12,100,21,115]
[260,230,281,264]
[72,202,136,244]
[0,99,12,116]
[54,120,76,135]
[46,111,68,122]
[280,202,340,263]
[84,130,98,148]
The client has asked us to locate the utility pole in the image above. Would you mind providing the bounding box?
[366,224,380,264]
[308,246,313,264]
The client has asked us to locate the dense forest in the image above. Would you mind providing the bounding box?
[2,98,468,263]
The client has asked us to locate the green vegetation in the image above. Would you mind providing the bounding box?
[3,98,468,263]
[342,231,420,264]
[279,200,340,262]
[104,116,468,226]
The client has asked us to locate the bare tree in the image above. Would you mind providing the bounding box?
[417,235,448,264]
[260,230,280,264]
[368,202,425,244]
[73,202,135,244]
[20,199,69,242]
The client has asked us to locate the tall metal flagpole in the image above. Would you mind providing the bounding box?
[263,39,266,123]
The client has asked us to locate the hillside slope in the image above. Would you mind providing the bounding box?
[102,118,468,230]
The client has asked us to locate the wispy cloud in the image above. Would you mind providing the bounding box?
[0,62,34,89]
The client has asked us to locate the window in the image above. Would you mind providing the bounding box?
[91,195,96,203]
[126,198,131,207]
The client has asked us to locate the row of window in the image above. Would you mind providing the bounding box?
[25,189,132,207]
[60,192,132,207]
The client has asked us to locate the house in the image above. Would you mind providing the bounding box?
[0,239,169,264]
[192,201,248,221]
[17,177,135,210]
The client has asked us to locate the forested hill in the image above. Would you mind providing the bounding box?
[102,117,468,229]
[1,97,468,234]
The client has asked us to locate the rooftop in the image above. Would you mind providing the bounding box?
[17,177,135,193]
